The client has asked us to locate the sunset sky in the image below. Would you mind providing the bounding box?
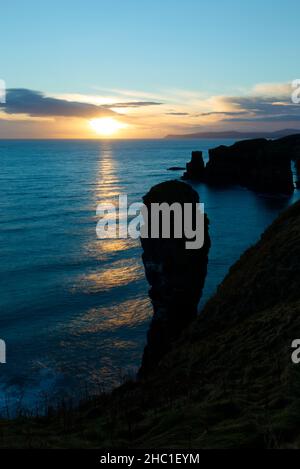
[1,0,300,138]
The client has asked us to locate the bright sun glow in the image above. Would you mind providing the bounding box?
[89,117,126,136]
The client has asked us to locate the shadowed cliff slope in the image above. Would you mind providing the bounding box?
[1,201,300,448]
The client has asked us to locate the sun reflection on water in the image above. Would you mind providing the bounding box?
[66,142,149,392]
[74,259,143,293]
[84,238,138,265]
[84,142,139,260]
[69,297,152,335]
[94,142,122,202]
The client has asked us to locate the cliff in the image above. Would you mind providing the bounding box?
[183,134,300,195]
[1,200,300,449]
[206,138,295,193]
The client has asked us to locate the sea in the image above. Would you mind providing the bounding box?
[0,138,299,414]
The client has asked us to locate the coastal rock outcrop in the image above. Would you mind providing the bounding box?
[182,151,206,181]
[139,180,210,377]
[182,134,300,195]
[275,134,300,160]
[205,138,295,194]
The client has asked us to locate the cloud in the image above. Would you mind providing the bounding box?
[190,83,300,126]
[198,111,248,117]
[224,114,300,122]
[0,89,162,119]
[109,101,162,108]
[165,112,190,116]
[219,93,300,123]
[251,82,292,98]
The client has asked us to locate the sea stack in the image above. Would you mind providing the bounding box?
[139,180,210,377]
[182,151,206,181]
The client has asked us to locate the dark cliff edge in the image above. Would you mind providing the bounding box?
[1,200,300,448]
[183,134,300,195]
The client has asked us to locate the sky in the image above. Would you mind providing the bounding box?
[0,0,300,138]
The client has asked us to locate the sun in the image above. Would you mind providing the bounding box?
[89,117,126,137]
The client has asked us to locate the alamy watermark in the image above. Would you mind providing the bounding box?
[0,79,6,104]
[96,195,205,250]
[291,79,300,104]
[291,340,300,364]
[0,339,6,364]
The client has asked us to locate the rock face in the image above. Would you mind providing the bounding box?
[182,134,300,194]
[275,134,300,160]
[205,138,295,194]
[182,151,206,181]
[136,199,300,447]
[139,180,210,377]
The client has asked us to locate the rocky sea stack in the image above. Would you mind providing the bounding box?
[139,180,210,377]
[182,151,206,181]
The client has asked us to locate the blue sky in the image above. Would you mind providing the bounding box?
[0,0,300,137]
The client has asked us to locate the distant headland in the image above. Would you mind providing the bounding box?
[164,129,300,140]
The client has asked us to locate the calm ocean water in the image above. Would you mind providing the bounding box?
[0,139,299,412]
